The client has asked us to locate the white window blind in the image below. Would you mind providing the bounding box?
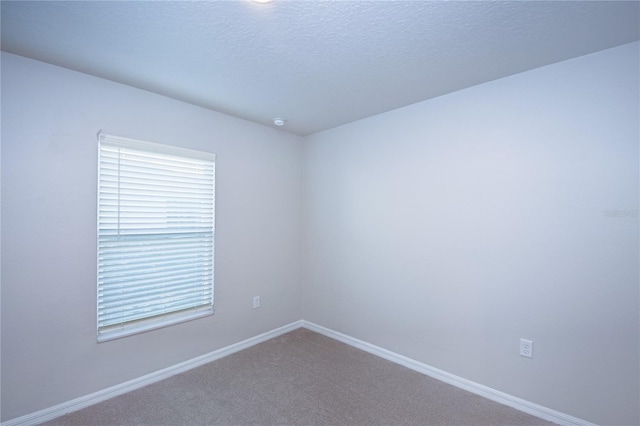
[97,133,215,342]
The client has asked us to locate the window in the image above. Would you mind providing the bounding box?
[97,133,215,342]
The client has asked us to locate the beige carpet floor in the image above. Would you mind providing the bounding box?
[43,328,554,425]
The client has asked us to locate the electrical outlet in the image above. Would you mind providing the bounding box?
[253,296,261,309]
[520,339,533,358]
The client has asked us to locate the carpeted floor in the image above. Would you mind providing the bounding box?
[43,328,554,425]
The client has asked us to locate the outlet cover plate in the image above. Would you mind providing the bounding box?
[520,339,533,358]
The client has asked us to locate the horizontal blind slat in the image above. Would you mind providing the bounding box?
[99,299,212,326]
[99,246,214,264]
[99,265,213,287]
[99,282,213,309]
[99,280,214,302]
[99,169,214,187]
[99,294,213,319]
[98,238,213,254]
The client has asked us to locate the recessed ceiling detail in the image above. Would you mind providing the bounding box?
[1,1,638,135]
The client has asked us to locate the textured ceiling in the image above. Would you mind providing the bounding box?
[1,1,639,135]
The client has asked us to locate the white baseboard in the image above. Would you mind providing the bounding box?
[2,321,303,426]
[301,321,596,426]
[3,319,596,426]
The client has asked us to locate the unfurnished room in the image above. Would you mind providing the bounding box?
[0,1,639,425]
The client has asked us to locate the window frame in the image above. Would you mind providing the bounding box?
[96,132,216,342]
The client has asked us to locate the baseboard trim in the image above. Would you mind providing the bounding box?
[301,321,596,426]
[2,320,303,426]
[3,320,597,426]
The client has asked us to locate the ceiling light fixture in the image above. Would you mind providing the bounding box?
[273,118,286,127]
[252,0,274,3]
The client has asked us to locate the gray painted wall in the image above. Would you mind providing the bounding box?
[2,42,639,425]
[302,42,639,425]
[0,52,303,421]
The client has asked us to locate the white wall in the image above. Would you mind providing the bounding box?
[302,42,639,425]
[2,42,639,425]
[0,52,303,421]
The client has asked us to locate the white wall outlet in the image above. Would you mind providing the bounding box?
[520,338,533,358]
[253,296,261,309]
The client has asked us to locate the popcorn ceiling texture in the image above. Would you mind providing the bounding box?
[1,1,638,135]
